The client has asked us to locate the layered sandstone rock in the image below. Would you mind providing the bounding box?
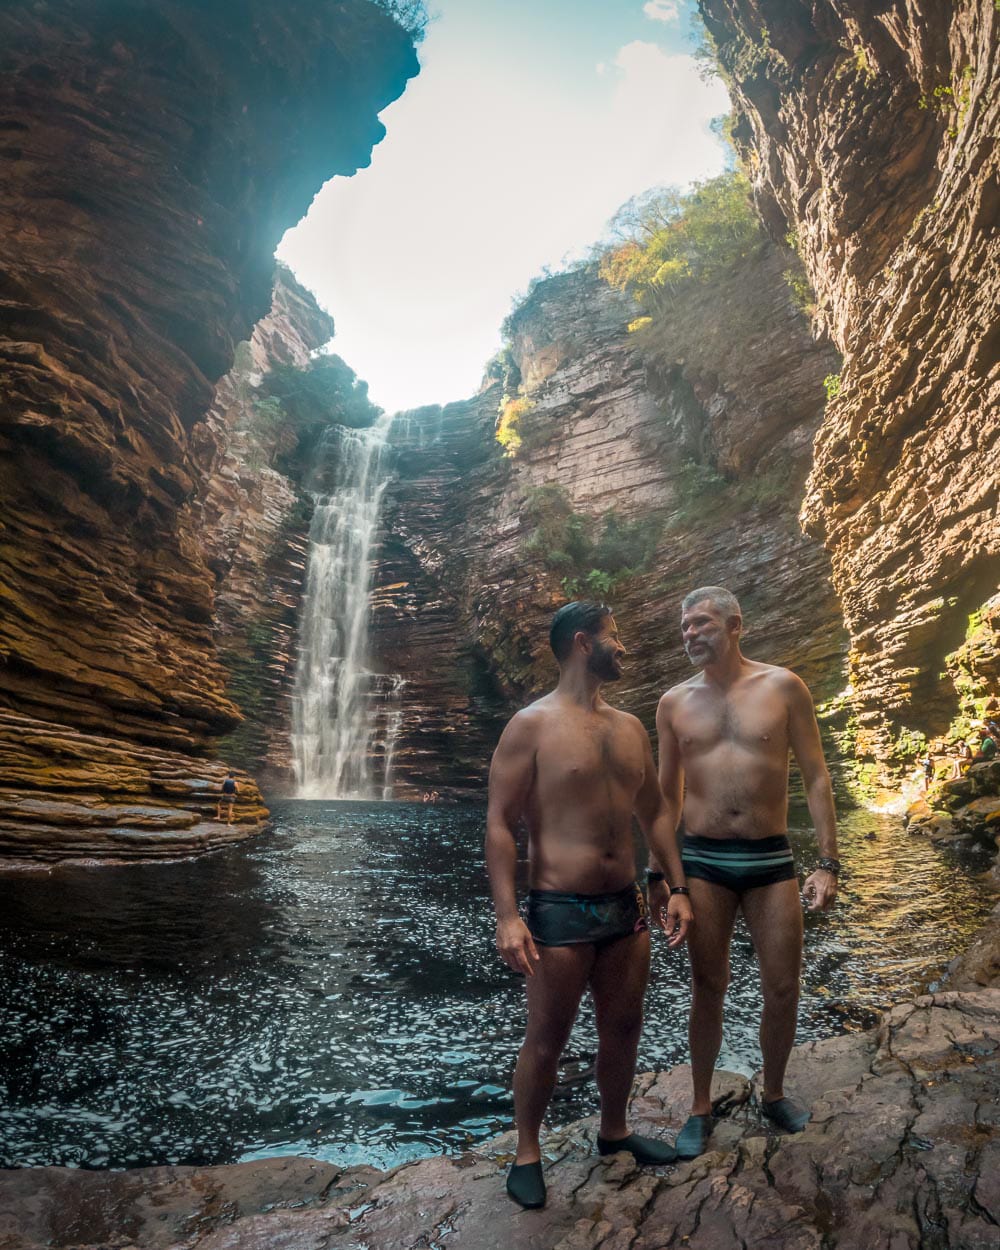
[698,0,999,767]
[5,986,999,1248]
[192,267,336,784]
[0,2,418,856]
[372,259,845,795]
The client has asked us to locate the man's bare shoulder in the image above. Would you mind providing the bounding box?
[603,704,649,737]
[747,662,811,699]
[501,693,559,735]
[658,674,703,707]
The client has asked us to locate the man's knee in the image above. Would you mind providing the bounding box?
[761,975,800,1008]
[595,1003,643,1047]
[520,1030,568,1071]
[691,963,730,1000]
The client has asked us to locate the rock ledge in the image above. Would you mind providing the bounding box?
[3,988,998,1248]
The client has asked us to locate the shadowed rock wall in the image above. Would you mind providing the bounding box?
[0,0,418,857]
[699,0,999,767]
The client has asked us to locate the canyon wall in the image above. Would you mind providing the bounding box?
[371,254,845,797]
[0,1,418,858]
[698,0,999,768]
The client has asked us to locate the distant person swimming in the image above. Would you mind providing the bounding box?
[486,601,691,1210]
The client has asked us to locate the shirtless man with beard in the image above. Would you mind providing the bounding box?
[486,601,693,1209]
[652,587,839,1159]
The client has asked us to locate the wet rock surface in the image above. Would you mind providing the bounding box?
[3,988,998,1248]
[907,760,1000,856]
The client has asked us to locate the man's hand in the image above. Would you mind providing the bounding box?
[665,893,693,948]
[647,880,670,933]
[496,916,540,976]
[802,869,837,912]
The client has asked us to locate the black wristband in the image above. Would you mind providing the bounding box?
[669,885,691,896]
[646,870,666,883]
[817,857,841,876]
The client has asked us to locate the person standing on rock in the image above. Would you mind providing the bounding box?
[486,601,693,1210]
[653,587,839,1159]
[216,772,238,825]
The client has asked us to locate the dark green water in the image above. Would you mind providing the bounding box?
[0,800,992,1170]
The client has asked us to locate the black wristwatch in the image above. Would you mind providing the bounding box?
[646,870,666,883]
[817,857,841,876]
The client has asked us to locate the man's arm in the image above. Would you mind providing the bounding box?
[647,691,685,888]
[633,720,691,948]
[786,672,839,912]
[485,713,540,976]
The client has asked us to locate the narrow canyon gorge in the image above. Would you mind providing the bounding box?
[0,1,996,854]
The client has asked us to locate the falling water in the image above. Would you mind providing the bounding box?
[292,413,405,799]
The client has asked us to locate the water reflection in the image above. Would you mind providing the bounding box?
[0,800,991,1171]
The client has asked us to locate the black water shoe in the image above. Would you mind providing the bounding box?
[597,1132,677,1165]
[674,1114,713,1158]
[761,1096,811,1133]
[506,1160,546,1209]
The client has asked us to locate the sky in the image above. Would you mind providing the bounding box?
[277,0,730,415]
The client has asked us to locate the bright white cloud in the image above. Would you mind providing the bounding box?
[643,0,681,22]
[277,28,729,414]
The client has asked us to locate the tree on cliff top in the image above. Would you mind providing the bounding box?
[263,355,381,433]
[599,171,764,313]
[373,0,428,41]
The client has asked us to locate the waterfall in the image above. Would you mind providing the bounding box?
[291,413,405,799]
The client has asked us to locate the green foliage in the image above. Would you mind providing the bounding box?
[522,484,661,596]
[667,457,794,528]
[599,172,764,315]
[919,65,974,137]
[669,458,727,522]
[836,45,875,81]
[371,0,428,40]
[890,726,927,764]
[264,355,381,435]
[823,373,842,402]
[784,265,814,313]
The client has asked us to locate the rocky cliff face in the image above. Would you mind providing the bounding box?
[372,257,844,796]
[0,1,418,858]
[192,267,335,786]
[698,0,999,769]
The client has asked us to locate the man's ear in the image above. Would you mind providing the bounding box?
[574,629,592,653]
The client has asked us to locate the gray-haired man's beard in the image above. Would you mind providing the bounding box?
[684,640,716,667]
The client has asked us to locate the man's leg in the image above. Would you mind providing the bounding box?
[513,943,594,1163]
[740,879,804,1104]
[686,879,740,1115]
[589,930,651,1140]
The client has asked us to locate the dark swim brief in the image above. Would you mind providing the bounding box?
[527,882,649,947]
[682,834,796,894]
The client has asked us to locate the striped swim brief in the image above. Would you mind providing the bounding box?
[681,834,796,894]
[527,881,649,947]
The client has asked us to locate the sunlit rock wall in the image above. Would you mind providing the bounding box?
[698,0,999,765]
[372,260,844,796]
[0,0,418,857]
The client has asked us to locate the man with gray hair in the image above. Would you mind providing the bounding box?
[651,586,840,1157]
